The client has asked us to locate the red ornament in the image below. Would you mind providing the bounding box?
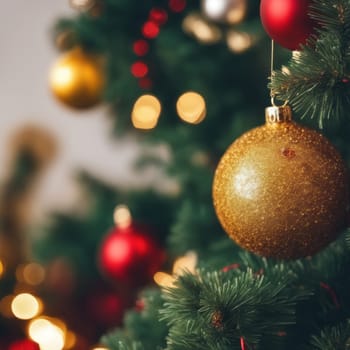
[260,0,316,50]
[142,21,160,39]
[9,340,40,350]
[98,223,165,287]
[131,62,149,78]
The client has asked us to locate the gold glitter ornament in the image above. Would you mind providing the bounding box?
[49,48,104,110]
[212,106,349,260]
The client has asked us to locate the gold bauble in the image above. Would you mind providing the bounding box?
[49,48,104,109]
[213,106,349,259]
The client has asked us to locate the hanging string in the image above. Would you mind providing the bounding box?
[270,39,288,107]
[270,40,275,83]
[270,39,276,106]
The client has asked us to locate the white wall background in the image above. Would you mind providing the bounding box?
[0,1,149,221]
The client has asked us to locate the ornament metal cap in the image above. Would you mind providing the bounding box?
[265,105,292,124]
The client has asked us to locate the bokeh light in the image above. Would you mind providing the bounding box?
[131,62,149,78]
[182,13,222,44]
[23,263,46,286]
[149,8,168,25]
[114,205,132,228]
[154,251,198,288]
[173,251,197,274]
[133,40,149,56]
[202,0,246,24]
[11,293,41,320]
[154,271,175,288]
[132,95,161,130]
[202,0,227,19]
[28,317,66,350]
[226,30,253,53]
[142,21,160,39]
[176,91,206,124]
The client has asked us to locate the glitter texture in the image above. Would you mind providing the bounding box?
[212,107,349,259]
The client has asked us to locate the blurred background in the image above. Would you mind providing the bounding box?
[0,1,141,223]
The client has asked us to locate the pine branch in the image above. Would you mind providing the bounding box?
[101,289,168,350]
[308,320,350,349]
[270,0,350,127]
[160,268,311,349]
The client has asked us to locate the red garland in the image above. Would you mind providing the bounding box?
[131,2,187,89]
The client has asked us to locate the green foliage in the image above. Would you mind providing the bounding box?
[33,172,177,286]
[102,289,168,350]
[161,268,311,350]
[34,0,350,348]
[271,0,350,127]
[168,199,222,256]
[308,320,350,349]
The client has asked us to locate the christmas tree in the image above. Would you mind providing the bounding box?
[1,0,350,349]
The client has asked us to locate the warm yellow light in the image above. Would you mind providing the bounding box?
[132,95,161,130]
[28,317,65,350]
[176,92,206,124]
[226,30,253,53]
[23,263,46,285]
[0,260,4,278]
[202,0,227,19]
[173,251,197,275]
[92,346,109,350]
[154,251,198,288]
[114,205,132,228]
[183,13,222,44]
[153,271,175,288]
[11,293,41,320]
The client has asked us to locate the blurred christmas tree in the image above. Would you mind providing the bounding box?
[1,0,350,349]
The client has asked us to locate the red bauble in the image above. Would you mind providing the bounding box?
[260,0,316,50]
[98,224,164,287]
[9,339,40,350]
